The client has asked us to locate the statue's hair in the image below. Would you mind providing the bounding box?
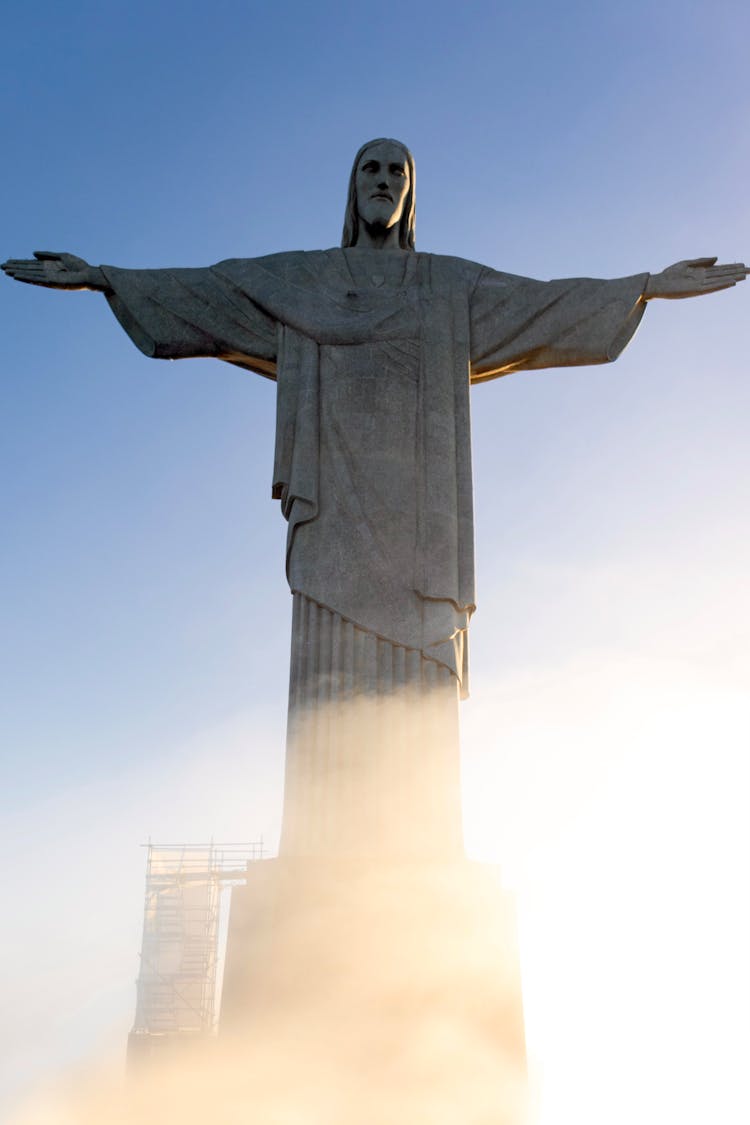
[341,138,416,251]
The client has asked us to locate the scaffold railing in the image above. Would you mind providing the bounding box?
[129,840,264,1051]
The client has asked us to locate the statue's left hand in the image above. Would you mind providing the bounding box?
[1,251,107,291]
[644,257,747,300]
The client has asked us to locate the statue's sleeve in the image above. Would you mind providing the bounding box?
[99,263,278,378]
[469,267,649,383]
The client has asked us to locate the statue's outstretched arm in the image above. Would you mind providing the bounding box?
[644,257,747,300]
[1,251,108,292]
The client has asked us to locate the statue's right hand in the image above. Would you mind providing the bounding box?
[1,251,106,291]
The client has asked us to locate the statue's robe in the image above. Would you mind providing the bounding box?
[101,248,647,856]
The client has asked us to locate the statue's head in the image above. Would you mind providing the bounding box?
[341,138,416,250]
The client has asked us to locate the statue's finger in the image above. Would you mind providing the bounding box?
[708,266,744,279]
[687,256,718,268]
[710,267,747,282]
[10,273,52,285]
[9,264,50,275]
[8,269,48,281]
[33,250,64,261]
[701,278,735,291]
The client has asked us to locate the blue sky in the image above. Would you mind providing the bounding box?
[1,2,748,1122]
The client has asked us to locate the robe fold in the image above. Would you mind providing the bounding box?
[100,248,647,856]
[102,249,647,686]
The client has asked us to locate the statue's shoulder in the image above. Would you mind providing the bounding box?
[214,249,316,273]
[415,251,484,284]
[214,249,344,289]
[416,252,531,285]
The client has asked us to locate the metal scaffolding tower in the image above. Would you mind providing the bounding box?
[127,840,263,1064]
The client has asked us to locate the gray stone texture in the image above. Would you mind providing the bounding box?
[2,138,745,859]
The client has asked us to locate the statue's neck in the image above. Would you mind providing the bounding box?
[353,221,402,251]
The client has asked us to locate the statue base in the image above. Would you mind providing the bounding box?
[221,857,529,1124]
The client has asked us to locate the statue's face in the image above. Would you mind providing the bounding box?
[354,141,410,234]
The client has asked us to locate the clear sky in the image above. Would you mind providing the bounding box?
[1,2,748,1122]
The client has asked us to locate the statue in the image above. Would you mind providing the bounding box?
[3,138,746,859]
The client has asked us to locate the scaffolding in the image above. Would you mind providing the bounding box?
[128,840,263,1063]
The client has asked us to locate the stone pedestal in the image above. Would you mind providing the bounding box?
[221,858,528,1124]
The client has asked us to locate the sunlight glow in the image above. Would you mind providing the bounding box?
[462,658,750,1125]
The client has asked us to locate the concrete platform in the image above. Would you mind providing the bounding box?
[221,857,528,1123]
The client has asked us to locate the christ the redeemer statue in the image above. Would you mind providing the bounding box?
[3,138,746,859]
